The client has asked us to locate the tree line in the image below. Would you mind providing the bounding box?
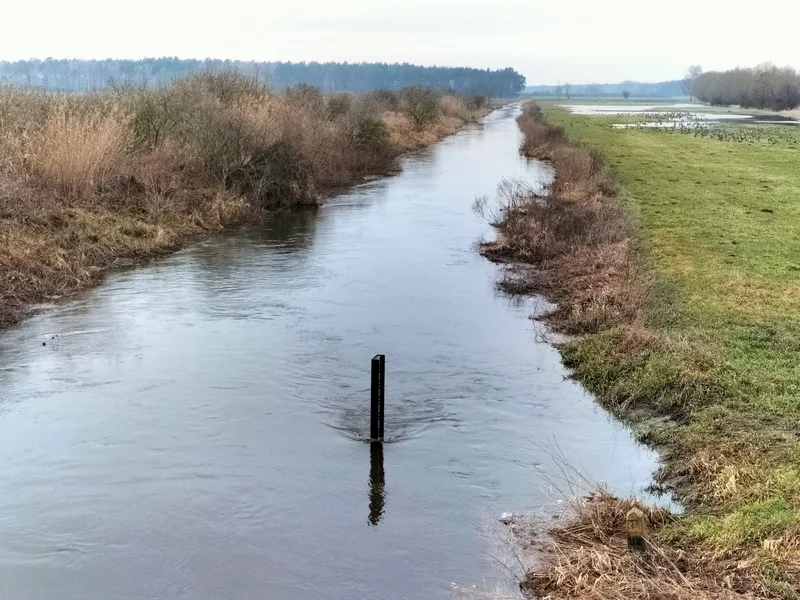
[693,64,800,111]
[0,58,526,97]
[526,79,685,98]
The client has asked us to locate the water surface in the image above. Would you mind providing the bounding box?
[0,105,659,600]
[563,103,800,128]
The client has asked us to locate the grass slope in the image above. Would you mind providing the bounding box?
[537,106,800,594]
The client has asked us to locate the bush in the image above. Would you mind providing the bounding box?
[284,84,324,113]
[352,117,390,153]
[366,89,399,111]
[325,93,354,119]
[224,139,315,209]
[129,88,183,148]
[176,71,267,105]
[177,99,316,207]
[399,86,441,127]
[464,94,488,111]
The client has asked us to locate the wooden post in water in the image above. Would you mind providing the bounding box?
[626,507,647,552]
[370,355,385,440]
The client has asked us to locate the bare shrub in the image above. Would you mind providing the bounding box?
[352,117,390,154]
[338,97,392,158]
[464,94,489,111]
[225,139,314,209]
[400,85,442,127]
[284,83,325,113]
[325,93,354,119]
[182,98,316,207]
[366,89,399,111]
[176,70,267,105]
[127,87,184,148]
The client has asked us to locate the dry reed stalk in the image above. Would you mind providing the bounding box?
[28,103,129,198]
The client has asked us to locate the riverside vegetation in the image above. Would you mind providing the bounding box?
[0,73,488,327]
[483,103,800,598]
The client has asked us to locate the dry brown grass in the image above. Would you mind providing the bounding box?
[440,94,470,121]
[520,491,798,600]
[385,112,471,152]
[517,104,566,160]
[480,106,637,335]
[28,104,129,198]
[0,78,486,327]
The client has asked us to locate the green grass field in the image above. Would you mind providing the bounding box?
[541,105,800,566]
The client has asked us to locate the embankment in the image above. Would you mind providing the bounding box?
[483,103,800,598]
[0,75,488,327]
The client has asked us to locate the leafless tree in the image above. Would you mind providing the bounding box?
[682,65,703,101]
[693,64,800,110]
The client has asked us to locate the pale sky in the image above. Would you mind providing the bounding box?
[2,0,799,85]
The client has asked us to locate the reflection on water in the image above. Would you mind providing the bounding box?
[368,442,386,527]
[0,104,662,600]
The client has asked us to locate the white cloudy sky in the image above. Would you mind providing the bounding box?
[2,0,798,84]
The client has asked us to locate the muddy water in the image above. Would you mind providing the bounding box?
[0,105,659,600]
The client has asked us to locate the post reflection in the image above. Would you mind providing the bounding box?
[368,442,386,526]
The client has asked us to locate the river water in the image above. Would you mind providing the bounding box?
[0,104,659,600]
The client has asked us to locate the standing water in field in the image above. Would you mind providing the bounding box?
[0,104,659,600]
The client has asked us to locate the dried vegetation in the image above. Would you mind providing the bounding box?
[0,75,486,326]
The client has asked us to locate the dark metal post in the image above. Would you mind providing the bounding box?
[370,354,385,440]
[378,354,385,439]
[370,357,379,440]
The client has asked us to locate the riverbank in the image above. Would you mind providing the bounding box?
[0,75,488,327]
[484,103,800,598]
[0,103,657,600]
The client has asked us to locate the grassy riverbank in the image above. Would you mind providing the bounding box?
[486,104,800,598]
[0,74,487,327]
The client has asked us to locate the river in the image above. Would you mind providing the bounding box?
[0,104,658,600]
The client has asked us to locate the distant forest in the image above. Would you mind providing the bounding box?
[525,80,686,98]
[0,58,527,97]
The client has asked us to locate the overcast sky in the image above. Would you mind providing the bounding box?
[2,0,799,85]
